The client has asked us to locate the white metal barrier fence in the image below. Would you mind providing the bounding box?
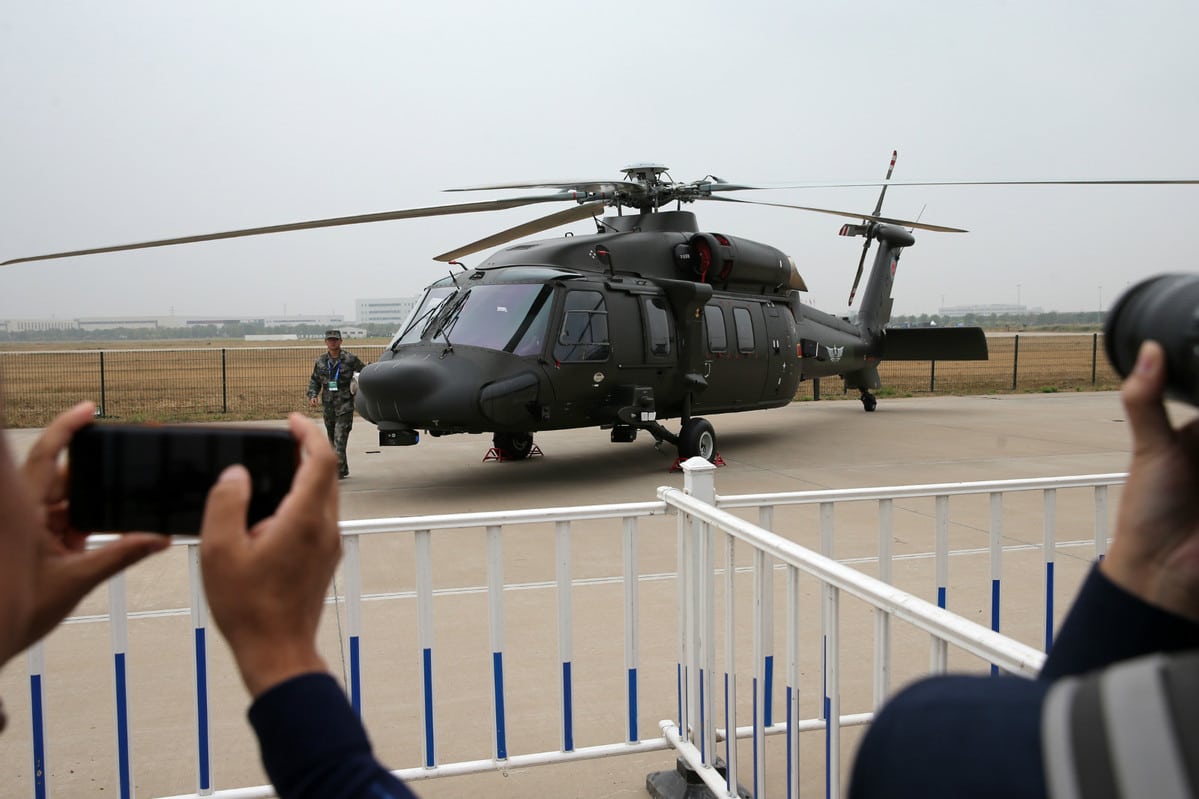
[660,460,1124,798]
[14,467,1124,798]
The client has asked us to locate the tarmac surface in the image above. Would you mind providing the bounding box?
[0,390,1156,798]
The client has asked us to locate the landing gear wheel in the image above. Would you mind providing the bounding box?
[860,391,878,413]
[493,431,534,460]
[678,417,717,462]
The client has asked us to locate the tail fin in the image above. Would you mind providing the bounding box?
[854,224,914,336]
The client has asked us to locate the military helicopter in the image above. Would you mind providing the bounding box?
[7,157,1195,462]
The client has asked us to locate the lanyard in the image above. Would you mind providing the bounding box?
[327,354,341,381]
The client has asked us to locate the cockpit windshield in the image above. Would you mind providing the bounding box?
[392,283,553,355]
[389,286,454,349]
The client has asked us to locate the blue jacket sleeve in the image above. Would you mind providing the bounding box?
[848,566,1199,799]
[248,673,419,799]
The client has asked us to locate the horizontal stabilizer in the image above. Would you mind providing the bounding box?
[880,327,989,361]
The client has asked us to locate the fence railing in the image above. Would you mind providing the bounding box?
[2,334,1118,427]
[9,468,1124,799]
[662,462,1124,799]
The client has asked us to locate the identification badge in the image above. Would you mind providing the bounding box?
[328,381,339,392]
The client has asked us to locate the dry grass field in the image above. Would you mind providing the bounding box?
[1,334,1120,428]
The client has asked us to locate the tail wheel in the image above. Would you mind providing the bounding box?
[493,431,534,460]
[679,417,717,462]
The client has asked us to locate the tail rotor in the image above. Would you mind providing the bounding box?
[848,150,898,306]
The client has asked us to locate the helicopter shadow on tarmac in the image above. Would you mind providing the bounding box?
[335,397,1002,519]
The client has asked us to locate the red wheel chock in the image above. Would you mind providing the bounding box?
[670,453,726,472]
[483,445,544,463]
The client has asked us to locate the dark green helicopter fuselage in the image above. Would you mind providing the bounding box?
[355,210,986,457]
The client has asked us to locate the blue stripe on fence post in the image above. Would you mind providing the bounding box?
[31,673,46,799]
[786,685,794,799]
[422,647,435,767]
[820,633,829,796]
[562,661,574,751]
[349,636,361,715]
[115,653,132,799]
[627,667,638,742]
[194,627,210,791]
[822,641,830,799]
[1045,562,1055,651]
[725,673,732,783]
[764,654,774,727]
[987,578,997,671]
[752,677,760,799]
[937,586,947,610]
[676,663,682,735]
[492,652,507,760]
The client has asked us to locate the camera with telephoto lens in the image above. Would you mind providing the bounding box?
[1104,273,1199,405]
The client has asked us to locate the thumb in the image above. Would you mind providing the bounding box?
[1121,341,1173,456]
[25,534,169,649]
[200,465,252,553]
[72,534,171,584]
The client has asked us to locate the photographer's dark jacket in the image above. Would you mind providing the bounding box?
[849,566,1199,799]
[307,350,366,414]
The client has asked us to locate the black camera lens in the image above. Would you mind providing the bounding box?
[1104,273,1199,405]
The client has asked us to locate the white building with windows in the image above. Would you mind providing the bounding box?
[355,297,419,326]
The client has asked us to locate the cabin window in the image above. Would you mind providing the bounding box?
[644,297,672,358]
[733,307,755,353]
[703,305,727,353]
[554,290,610,362]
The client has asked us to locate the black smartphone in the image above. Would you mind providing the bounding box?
[68,424,299,535]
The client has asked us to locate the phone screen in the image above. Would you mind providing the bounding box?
[68,424,298,535]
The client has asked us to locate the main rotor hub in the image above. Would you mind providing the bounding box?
[620,163,670,186]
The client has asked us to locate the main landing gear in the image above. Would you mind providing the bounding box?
[491,431,536,460]
[859,389,878,412]
[641,416,719,463]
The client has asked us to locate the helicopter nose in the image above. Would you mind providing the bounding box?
[354,356,479,425]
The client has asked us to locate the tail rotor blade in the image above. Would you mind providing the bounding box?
[850,151,897,306]
[870,150,898,218]
[848,242,869,306]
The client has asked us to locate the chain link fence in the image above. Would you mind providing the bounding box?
[797,332,1119,401]
[2,335,1118,428]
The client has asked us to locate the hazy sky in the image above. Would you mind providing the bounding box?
[2,1,1197,321]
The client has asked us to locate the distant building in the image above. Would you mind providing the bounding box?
[938,304,1039,318]
[1,318,79,332]
[2,314,344,333]
[355,297,419,327]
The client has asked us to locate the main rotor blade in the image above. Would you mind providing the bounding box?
[447,179,643,193]
[1,193,580,267]
[433,200,607,262]
[707,196,968,233]
[728,177,1199,191]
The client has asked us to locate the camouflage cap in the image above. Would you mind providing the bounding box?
[324,329,342,340]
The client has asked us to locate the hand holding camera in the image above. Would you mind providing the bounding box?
[6,402,168,657]
[199,413,343,697]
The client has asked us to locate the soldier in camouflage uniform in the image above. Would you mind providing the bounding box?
[307,330,367,479]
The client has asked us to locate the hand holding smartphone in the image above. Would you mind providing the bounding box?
[68,424,299,535]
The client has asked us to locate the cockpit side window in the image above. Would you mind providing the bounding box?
[554,290,609,362]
